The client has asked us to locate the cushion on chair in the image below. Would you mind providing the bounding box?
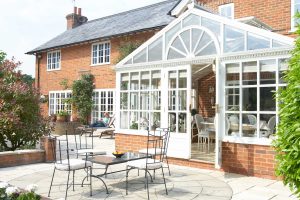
[77,149,106,155]
[127,158,162,170]
[55,159,92,171]
[138,148,163,155]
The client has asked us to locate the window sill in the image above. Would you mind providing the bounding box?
[222,136,272,146]
[47,68,61,72]
[91,62,110,67]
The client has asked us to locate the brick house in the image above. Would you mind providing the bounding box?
[27,0,297,179]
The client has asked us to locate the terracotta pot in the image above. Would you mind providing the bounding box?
[57,115,67,122]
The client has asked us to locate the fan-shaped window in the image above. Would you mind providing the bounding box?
[167,27,218,60]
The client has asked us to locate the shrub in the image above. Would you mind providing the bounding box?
[274,12,300,197]
[0,52,44,151]
[71,74,94,125]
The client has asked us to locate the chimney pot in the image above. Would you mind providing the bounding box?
[74,6,77,14]
[78,8,82,16]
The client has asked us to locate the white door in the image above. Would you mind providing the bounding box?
[161,65,191,159]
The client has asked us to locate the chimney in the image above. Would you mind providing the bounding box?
[66,7,88,30]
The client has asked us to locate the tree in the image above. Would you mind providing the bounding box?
[0,51,44,151]
[275,13,300,197]
[71,74,94,124]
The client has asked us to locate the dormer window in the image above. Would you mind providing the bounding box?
[219,3,234,19]
[92,41,110,65]
[47,50,61,71]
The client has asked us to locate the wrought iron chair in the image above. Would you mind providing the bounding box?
[74,126,106,158]
[48,131,94,200]
[126,128,169,199]
[138,127,171,176]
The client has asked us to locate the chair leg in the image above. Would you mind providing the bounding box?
[165,156,171,176]
[90,167,92,196]
[65,170,71,200]
[145,170,150,200]
[72,170,75,191]
[48,167,56,197]
[161,167,168,195]
[126,166,129,195]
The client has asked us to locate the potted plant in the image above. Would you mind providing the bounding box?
[56,111,69,122]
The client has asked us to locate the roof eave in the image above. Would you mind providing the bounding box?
[25,25,168,55]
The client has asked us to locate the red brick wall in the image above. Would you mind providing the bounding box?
[0,150,45,168]
[222,142,276,179]
[115,133,277,179]
[36,31,157,117]
[198,72,216,118]
[198,0,294,37]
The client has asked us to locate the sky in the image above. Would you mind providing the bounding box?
[0,0,165,77]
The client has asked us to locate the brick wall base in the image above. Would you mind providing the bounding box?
[115,133,277,179]
[0,150,45,168]
[222,142,276,179]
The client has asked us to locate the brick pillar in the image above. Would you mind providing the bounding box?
[40,136,56,162]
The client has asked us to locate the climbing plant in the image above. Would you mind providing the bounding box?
[71,74,94,124]
[274,12,300,197]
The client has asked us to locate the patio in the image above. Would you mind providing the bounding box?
[0,136,296,200]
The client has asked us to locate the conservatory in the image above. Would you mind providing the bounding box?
[115,6,294,169]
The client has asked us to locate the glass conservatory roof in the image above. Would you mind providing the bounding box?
[117,7,294,67]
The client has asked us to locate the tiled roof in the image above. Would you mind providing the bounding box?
[27,0,180,54]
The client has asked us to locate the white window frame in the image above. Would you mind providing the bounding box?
[91,89,115,123]
[49,90,72,115]
[47,50,61,71]
[91,41,111,66]
[222,56,289,145]
[218,3,234,19]
[291,0,300,31]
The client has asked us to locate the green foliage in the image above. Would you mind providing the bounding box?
[274,12,300,197]
[59,78,69,90]
[130,121,138,130]
[117,41,142,63]
[21,74,34,86]
[57,110,69,116]
[0,54,44,151]
[71,74,94,124]
[0,51,6,64]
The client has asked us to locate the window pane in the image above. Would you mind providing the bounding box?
[167,48,185,60]
[242,114,257,137]
[196,42,217,56]
[279,58,288,84]
[151,112,161,128]
[178,90,187,110]
[140,92,150,110]
[183,14,200,27]
[121,73,129,90]
[169,71,177,88]
[242,61,257,85]
[120,111,128,129]
[178,113,187,133]
[105,43,110,63]
[242,88,257,111]
[130,72,139,90]
[226,114,240,136]
[179,70,187,88]
[120,92,128,109]
[171,36,187,55]
[180,30,191,53]
[165,22,181,50]
[151,91,161,110]
[225,88,239,111]
[151,70,161,89]
[139,112,149,130]
[224,25,245,53]
[133,48,147,63]
[148,37,162,62]
[260,59,276,84]
[169,112,176,132]
[140,71,150,90]
[202,17,221,41]
[226,63,240,86]
[260,87,276,111]
[130,112,138,129]
[130,92,139,110]
[247,33,270,50]
[168,91,176,111]
[259,114,276,138]
[194,32,212,56]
